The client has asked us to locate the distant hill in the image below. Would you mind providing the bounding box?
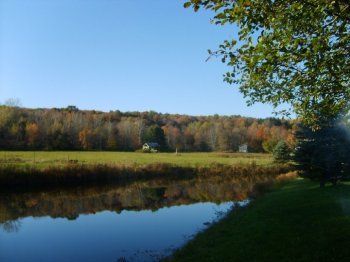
[0,106,295,152]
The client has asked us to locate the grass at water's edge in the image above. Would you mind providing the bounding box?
[0,151,287,191]
[162,179,350,262]
[0,162,292,191]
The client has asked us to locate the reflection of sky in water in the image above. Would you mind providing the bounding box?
[0,201,246,262]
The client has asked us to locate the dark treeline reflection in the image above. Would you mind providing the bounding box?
[0,174,269,229]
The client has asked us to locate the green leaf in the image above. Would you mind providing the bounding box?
[183,2,191,8]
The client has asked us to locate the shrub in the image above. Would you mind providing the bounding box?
[273,140,290,163]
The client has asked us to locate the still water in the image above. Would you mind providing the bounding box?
[0,177,253,261]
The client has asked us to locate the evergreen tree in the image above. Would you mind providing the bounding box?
[144,125,166,150]
[294,119,350,186]
[273,140,290,163]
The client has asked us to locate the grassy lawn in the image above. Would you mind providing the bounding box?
[164,179,350,262]
[0,151,272,169]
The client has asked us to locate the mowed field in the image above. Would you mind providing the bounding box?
[0,151,273,169]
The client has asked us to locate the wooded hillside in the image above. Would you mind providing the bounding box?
[0,106,294,152]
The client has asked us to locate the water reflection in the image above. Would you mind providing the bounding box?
[1,219,21,233]
[0,202,238,262]
[0,176,260,224]
[0,175,262,261]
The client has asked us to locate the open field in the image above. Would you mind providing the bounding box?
[0,151,273,169]
[163,178,350,262]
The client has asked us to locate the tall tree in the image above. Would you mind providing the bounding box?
[185,0,350,128]
[144,125,167,150]
[294,117,350,186]
[26,123,41,149]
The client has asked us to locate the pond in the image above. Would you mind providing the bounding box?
[0,176,255,261]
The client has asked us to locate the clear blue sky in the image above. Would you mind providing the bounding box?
[0,0,276,117]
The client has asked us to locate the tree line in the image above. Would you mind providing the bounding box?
[0,105,294,152]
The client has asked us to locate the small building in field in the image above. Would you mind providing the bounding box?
[238,143,248,153]
[142,142,160,152]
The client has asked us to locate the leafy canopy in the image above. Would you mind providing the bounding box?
[185,0,350,128]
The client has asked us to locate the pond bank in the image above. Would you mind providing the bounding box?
[163,179,350,262]
[0,162,292,191]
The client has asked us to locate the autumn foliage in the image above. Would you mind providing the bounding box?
[0,106,294,152]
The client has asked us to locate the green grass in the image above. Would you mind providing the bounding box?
[163,179,350,262]
[0,151,272,169]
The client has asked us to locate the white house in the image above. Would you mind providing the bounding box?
[238,143,248,153]
[142,142,160,152]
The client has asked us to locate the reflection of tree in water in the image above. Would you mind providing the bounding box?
[1,219,21,233]
[0,173,276,228]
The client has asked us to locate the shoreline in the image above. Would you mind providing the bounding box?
[162,179,350,262]
[0,162,292,191]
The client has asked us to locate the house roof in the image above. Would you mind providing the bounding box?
[144,142,160,147]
